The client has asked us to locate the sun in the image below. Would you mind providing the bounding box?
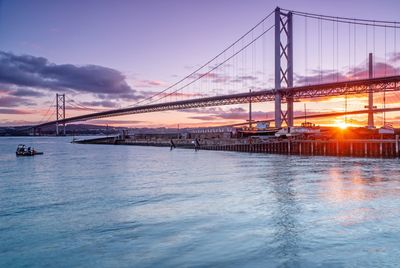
[335,120,348,129]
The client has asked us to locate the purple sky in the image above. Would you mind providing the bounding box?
[1,0,400,127]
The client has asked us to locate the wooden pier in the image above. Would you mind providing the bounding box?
[74,135,400,158]
[200,138,400,158]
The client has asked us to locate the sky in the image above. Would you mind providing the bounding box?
[0,0,400,128]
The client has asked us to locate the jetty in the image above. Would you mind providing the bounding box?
[73,130,400,158]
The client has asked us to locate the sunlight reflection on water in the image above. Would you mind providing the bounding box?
[0,137,400,267]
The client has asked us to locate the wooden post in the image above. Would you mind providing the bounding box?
[288,140,291,155]
[336,140,339,156]
[380,142,383,157]
[311,142,314,156]
[350,143,353,156]
[365,143,368,157]
[396,135,399,157]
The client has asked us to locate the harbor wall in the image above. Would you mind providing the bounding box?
[73,136,400,158]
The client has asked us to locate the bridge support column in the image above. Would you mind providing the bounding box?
[367,53,375,128]
[274,7,294,128]
[274,92,282,128]
[56,93,66,136]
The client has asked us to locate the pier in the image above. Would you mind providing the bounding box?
[74,135,400,158]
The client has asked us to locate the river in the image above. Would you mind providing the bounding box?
[1,137,400,267]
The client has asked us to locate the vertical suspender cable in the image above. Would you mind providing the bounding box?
[384,25,387,125]
[373,21,376,77]
[336,17,339,81]
[318,18,321,82]
[395,22,397,75]
[345,93,347,125]
[333,19,335,82]
[366,24,368,78]
[320,18,323,82]
[349,23,351,78]
[252,30,255,91]
[305,16,308,84]
[354,20,356,74]
[242,38,245,90]
[385,25,387,76]
[262,21,265,88]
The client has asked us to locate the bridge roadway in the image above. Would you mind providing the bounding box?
[35,75,400,128]
[222,107,400,128]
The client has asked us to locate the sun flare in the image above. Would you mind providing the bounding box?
[335,120,348,129]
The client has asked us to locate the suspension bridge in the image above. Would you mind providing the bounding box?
[33,7,400,135]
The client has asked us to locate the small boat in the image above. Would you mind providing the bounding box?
[16,144,43,156]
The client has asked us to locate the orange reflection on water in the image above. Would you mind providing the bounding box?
[323,166,379,226]
[324,167,372,203]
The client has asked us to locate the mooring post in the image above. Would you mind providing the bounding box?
[311,142,314,156]
[350,143,353,156]
[336,140,339,156]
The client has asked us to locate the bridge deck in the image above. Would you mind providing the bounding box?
[35,75,400,128]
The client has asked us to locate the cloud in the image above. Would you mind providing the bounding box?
[0,51,139,99]
[134,79,167,88]
[182,106,272,121]
[296,60,400,86]
[0,95,34,107]
[189,73,260,84]
[0,108,31,114]
[0,119,37,126]
[89,119,145,125]
[81,100,119,108]
[231,75,258,83]
[159,91,206,98]
[389,52,400,63]
[347,62,398,79]
[190,72,231,83]
[295,70,347,85]
[9,88,45,97]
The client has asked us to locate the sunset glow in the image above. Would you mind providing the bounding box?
[335,120,348,129]
[0,1,399,129]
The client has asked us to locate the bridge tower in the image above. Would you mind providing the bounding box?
[367,53,376,128]
[56,93,66,135]
[274,7,293,128]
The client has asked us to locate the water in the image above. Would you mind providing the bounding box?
[1,137,400,267]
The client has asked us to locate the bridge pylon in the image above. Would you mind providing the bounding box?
[56,93,66,136]
[274,7,293,128]
[367,53,376,128]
